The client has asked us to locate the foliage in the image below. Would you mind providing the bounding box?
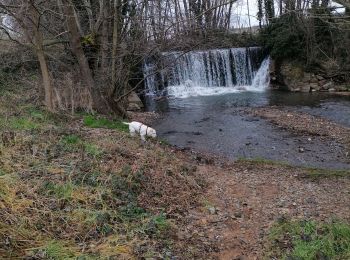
[261,8,350,76]
[260,14,307,62]
[265,219,350,259]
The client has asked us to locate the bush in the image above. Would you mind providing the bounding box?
[260,9,350,74]
[260,14,306,62]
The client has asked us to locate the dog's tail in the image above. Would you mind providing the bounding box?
[122,122,130,125]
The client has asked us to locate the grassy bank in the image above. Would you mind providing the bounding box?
[1,81,350,258]
[265,219,350,259]
[0,88,204,259]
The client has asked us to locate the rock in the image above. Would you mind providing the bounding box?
[127,103,141,111]
[300,86,310,93]
[303,73,312,81]
[335,85,348,91]
[127,91,144,111]
[208,206,216,215]
[322,81,334,90]
[319,79,327,86]
[291,87,301,92]
[316,75,324,81]
[234,212,243,218]
[309,83,320,91]
[310,77,318,84]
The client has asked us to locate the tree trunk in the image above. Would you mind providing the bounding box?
[62,0,110,113]
[31,3,54,111]
[36,48,54,111]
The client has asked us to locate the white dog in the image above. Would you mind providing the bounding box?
[123,121,157,141]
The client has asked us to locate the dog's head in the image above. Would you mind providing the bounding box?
[148,128,157,138]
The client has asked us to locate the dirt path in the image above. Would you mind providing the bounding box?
[180,161,350,259]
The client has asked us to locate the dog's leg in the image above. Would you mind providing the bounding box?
[129,126,136,137]
[140,133,146,141]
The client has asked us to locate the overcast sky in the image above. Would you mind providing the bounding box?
[230,0,346,28]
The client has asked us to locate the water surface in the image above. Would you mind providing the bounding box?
[146,91,350,169]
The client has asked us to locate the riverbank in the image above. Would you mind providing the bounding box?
[1,88,350,259]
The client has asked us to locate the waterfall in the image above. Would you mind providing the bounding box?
[143,47,269,98]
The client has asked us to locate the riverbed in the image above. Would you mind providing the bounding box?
[146,91,350,170]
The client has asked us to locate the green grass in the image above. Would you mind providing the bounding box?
[60,134,104,157]
[35,241,75,259]
[304,167,350,179]
[44,182,74,200]
[236,157,350,179]
[148,213,170,235]
[84,143,104,157]
[236,157,290,167]
[5,117,40,130]
[0,105,60,131]
[0,169,7,176]
[61,134,82,145]
[83,115,128,132]
[265,219,350,259]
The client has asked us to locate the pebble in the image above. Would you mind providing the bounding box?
[234,212,243,218]
[208,206,216,215]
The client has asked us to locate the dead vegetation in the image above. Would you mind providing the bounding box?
[0,87,205,259]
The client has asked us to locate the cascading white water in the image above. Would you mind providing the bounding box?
[250,57,270,90]
[143,47,270,98]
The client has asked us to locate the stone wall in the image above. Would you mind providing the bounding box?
[269,60,350,92]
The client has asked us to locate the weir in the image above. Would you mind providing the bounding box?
[143,47,270,98]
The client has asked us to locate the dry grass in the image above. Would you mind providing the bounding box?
[0,86,204,259]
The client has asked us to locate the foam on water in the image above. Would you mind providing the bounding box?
[143,48,270,98]
[166,57,270,98]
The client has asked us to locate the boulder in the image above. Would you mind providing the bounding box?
[127,103,142,111]
[127,91,144,111]
[335,85,348,91]
[309,83,320,91]
[316,75,324,81]
[300,86,311,93]
[291,87,301,92]
[321,81,334,90]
